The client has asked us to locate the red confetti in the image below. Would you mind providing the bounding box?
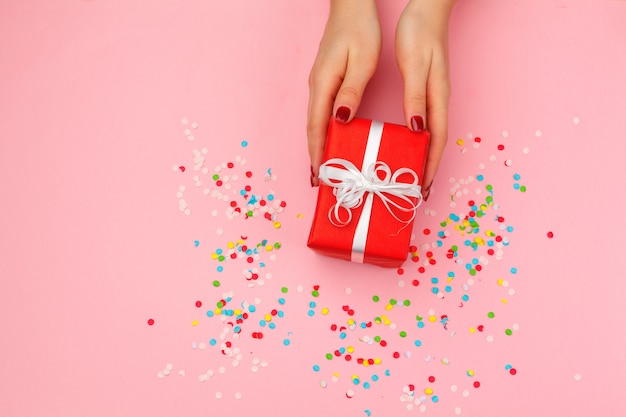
[510,368,517,375]
[178,166,185,172]
[195,301,202,308]
[428,376,436,383]
[473,381,481,388]
[393,352,400,359]
[412,279,420,287]
[147,318,155,326]
[423,228,431,235]
[497,144,505,151]
[397,268,404,275]
[547,231,554,238]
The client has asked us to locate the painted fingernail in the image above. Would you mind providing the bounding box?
[310,165,316,187]
[423,181,433,201]
[335,106,351,123]
[411,115,425,132]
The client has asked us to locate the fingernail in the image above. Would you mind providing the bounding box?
[411,115,425,132]
[423,181,433,201]
[310,165,316,187]
[310,174,315,187]
[335,106,351,123]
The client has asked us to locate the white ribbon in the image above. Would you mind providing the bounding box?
[319,158,422,262]
[319,159,423,226]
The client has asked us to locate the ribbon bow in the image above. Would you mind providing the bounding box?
[318,158,423,227]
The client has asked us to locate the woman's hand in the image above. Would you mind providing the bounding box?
[395,0,456,200]
[307,0,382,186]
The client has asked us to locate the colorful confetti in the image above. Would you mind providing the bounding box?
[153,121,545,415]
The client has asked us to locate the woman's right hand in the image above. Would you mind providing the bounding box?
[307,0,382,186]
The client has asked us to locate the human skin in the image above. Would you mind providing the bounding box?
[307,0,457,201]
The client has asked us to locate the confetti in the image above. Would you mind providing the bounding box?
[155,122,540,416]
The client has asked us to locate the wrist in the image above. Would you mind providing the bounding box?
[330,0,378,15]
[406,0,456,17]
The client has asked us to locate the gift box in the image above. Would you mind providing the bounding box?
[307,117,430,268]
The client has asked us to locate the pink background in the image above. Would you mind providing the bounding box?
[1,0,625,416]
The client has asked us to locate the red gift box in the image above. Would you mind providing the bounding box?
[307,117,430,268]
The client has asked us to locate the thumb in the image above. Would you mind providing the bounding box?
[398,55,430,133]
[332,57,376,123]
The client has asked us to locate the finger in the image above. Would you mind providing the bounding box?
[395,42,431,134]
[307,65,343,186]
[421,105,447,201]
[422,57,451,200]
[332,52,378,123]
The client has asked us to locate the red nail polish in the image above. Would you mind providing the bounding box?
[411,115,425,132]
[335,106,351,123]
